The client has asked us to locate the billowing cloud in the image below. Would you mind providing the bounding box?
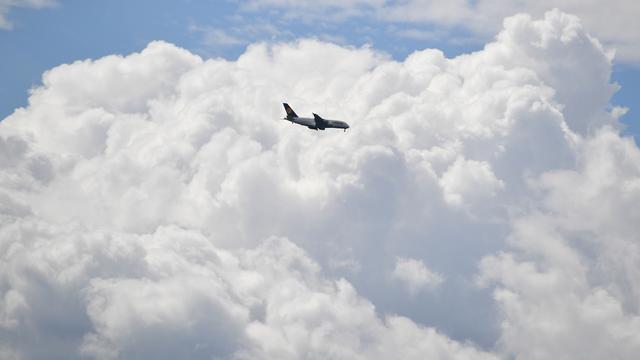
[0,9,637,360]
[439,157,504,208]
[477,129,640,359]
[0,0,55,30]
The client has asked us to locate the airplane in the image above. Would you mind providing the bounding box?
[282,103,349,131]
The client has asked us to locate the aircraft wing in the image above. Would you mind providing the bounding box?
[312,113,326,129]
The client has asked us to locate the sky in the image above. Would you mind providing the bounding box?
[1,1,640,359]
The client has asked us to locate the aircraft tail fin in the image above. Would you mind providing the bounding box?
[283,103,298,119]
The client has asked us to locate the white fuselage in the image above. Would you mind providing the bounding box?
[284,116,349,130]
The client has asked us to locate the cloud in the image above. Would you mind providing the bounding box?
[196,27,245,47]
[439,157,504,208]
[0,223,495,359]
[0,0,55,30]
[246,0,640,63]
[393,257,444,294]
[0,9,637,359]
[384,0,640,62]
[477,130,640,359]
[189,22,286,55]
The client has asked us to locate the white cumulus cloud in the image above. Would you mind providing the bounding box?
[477,129,640,359]
[440,157,504,208]
[0,9,637,360]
